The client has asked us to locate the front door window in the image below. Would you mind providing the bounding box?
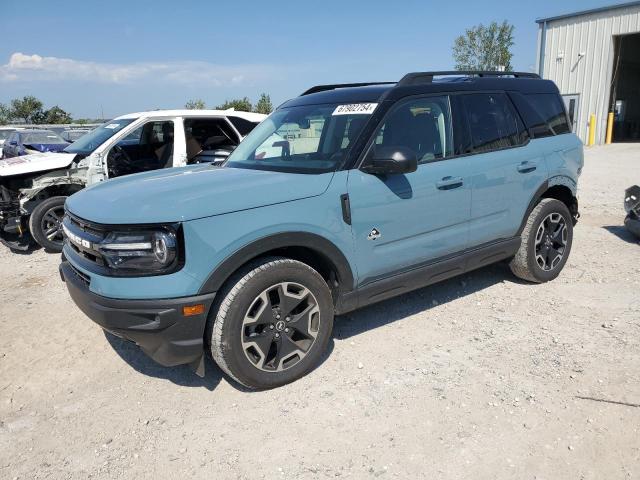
[107,120,174,178]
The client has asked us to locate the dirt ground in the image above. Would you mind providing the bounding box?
[1,144,639,479]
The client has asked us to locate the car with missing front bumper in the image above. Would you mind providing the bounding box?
[60,71,583,389]
[0,109,265,252]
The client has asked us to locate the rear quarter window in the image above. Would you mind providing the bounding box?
[525,93,571,136]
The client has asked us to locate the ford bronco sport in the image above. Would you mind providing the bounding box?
[0,109,265,252]
[60,71,583,389]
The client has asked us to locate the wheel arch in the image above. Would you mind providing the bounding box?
[22,182,84,212]
[517,179,578,235]
[198,232,355,301]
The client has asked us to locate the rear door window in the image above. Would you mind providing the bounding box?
[183,118,240,163]
[461,93,528,153]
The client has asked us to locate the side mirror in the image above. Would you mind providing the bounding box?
[361,146,418,175]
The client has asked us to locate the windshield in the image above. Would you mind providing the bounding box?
[0,130,14,141]
[225,103,374,173]
[64,130,90,142]
[64,119,137,154]
[23,131,67,144]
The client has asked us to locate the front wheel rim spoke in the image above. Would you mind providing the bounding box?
[45,209,62,223]
[272,336,302,370]
[288,304,319,340]
[243,331,275,368]
[45,226,60,240]
[275,284,307,317]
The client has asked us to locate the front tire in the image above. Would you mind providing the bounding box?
[208,257,334,389]
[29,196,67,253]
[510,198,573,283]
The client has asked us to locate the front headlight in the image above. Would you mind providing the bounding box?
[97,227,180,275]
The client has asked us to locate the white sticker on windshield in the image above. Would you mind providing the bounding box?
[332,103,378,116]
[105,123,120,129]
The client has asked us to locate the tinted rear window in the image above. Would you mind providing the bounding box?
[526,93,571,135]
[461,93,527,153]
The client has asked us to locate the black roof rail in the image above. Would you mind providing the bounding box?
[301,82,395,96]
[397,71,541,87]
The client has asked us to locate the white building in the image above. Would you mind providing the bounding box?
[536,1,640,144]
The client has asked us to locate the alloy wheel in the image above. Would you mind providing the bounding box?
[41,205,65,246]
[241,282,320,372]
[534,212,568,271]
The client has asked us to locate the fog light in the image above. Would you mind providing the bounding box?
[183,304,205,316]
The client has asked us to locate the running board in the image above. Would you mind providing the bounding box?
[335,237,521,314]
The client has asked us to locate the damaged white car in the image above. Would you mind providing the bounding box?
[0,109,266,252]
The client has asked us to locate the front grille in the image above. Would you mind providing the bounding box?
[68,213,105,237]
[63,212,108,267]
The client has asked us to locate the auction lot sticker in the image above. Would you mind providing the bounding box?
[332,103,378,115]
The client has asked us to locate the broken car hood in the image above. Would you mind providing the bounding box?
[66,165,334,224]
[0,152,76,177]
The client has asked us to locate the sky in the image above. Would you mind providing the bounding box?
[0,0,627,119]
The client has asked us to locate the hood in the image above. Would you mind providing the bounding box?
[24,143,69,153]
[0,151,76,177]
[66,165,334,224]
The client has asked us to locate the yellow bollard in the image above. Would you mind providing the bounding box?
[588,113,596,146]
[605,112,614,144]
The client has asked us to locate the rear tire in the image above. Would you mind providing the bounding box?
[29,196,67,253]
[510,198,573,283]
[207,257,334,390]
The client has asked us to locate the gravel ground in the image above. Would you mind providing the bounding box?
[1,144,639,479]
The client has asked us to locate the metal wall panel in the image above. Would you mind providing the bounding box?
[538,4,640,143]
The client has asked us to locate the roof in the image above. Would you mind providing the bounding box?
[282,73,557,108]
[536,1,640,23]
[282,84,394,108]
[114,109,267,122]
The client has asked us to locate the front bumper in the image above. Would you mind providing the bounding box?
[59,260,216,374]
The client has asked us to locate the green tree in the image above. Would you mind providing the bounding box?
[185,99,206,110]
[452,20,514,71]
[10,95,44,124]
[0,103,10,125]
[254,93,273,114]
[42,105,72,124]
[216,97,252,112]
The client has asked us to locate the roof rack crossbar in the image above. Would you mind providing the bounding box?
[398,71,540,87]
[301,82,395,96]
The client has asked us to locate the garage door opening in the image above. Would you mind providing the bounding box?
[610,33,640,142]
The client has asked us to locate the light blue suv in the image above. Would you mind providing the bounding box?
[60,71,583,389]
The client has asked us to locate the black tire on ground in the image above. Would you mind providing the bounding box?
[28,196,67,253]
[509,198,574,283]
[207,257,334,390]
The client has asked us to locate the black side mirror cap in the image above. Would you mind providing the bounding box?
[361,146,418,175]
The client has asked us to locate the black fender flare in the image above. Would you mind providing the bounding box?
[198,231,355,295]
[517,181,549,236]
[517,179,580,235]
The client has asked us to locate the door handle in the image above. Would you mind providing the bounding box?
[517,161,537,174]
[436,176,463,190]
